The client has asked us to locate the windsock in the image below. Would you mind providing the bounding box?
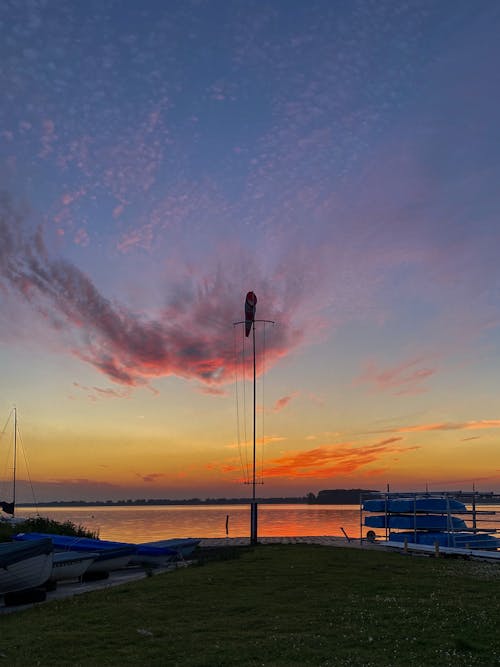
[245,291,257,337]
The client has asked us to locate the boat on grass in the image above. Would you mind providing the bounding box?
[14,533,136,573]
[0,538,53,594]
[135,538,200,564]
[84,547,134,575]
[50,551,98,582]
[13,532,199,568]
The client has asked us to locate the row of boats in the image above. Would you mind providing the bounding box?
[0,532,200,605]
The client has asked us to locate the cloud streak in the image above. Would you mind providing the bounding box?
[214,437,418,482]
[273,393,299,412]
[355,357,437,396]
[373,420,500,435]
[0,194,307,389]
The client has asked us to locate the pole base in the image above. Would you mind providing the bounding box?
[250,501,258,544]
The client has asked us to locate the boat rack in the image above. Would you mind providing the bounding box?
[359,491,500,550]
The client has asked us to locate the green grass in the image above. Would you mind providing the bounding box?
[2,544,500,666]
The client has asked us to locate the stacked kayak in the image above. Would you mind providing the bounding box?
[388,531,500,549]
[363,494,500,550]
[363,497,467,513]
[365,514,466,530]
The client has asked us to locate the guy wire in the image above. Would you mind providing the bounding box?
[17,429,39,511]
[260,322,266,484]
[233,325,248,484]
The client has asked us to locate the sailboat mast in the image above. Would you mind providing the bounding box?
[12,407,17,516]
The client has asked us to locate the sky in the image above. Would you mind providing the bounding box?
[1,0,500,503]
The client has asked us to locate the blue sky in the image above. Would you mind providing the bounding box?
[1,1,500,501]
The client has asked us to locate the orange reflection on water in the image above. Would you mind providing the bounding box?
[17,504,362,542]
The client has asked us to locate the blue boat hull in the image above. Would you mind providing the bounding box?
[363,498,467,513]
[365,515,467,530]
[14,532,198,562]
[389,531,500,549]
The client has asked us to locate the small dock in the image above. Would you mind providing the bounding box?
[198,535,366,548]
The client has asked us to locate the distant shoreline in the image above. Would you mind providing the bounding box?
[16,496,365,508]
[16,488,498,508]
[16,498,314,508]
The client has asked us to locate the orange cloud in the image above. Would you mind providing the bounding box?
[259,437,417,480]
[136,472,166,483]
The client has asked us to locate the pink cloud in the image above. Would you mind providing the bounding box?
[113,203,125,219]
[273,392,299,412]
[355,357,437,395]
[74,228,89,246]
[39,118,57,158]
[72,382,132,401]
[372,420,500,435]
[0,198,307,389]
[198,386,228,396]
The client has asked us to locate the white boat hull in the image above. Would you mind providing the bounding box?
[86,554,132,573]
[0,552,53,594]
[130,554,175,567]
[50,553,96,582]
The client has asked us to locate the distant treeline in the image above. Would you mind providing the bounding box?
[17,489,380,507]
[308,489,379,504]
[17,496,310,507]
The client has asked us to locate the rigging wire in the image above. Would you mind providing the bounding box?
[241,325,250,482]
[233,319,275,489]
[0,411,13,502]
[233,324,248,485]
[17,428,39,512]
[260,322,267,484]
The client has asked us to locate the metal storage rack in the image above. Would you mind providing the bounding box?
[360,490,500,549]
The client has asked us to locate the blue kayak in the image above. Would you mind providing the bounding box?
[365,514,467,530]
[15,532,137,552]
[139,538,200,558]
[363,497,467,513]
[389,531,500,549]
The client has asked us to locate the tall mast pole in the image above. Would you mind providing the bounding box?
[13,406,17,516]
[252,319,256,505]
[234,292,274,545]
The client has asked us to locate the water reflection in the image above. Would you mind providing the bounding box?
[16,504,362,543]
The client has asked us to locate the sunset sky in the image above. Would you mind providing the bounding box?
[1,1,500,503]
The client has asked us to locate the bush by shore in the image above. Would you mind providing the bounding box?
[0,516,97,542]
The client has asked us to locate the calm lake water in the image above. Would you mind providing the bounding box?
[15,504,362,543]
[14,503,500,544]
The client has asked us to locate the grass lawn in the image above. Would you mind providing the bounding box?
[1,544,500,666]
